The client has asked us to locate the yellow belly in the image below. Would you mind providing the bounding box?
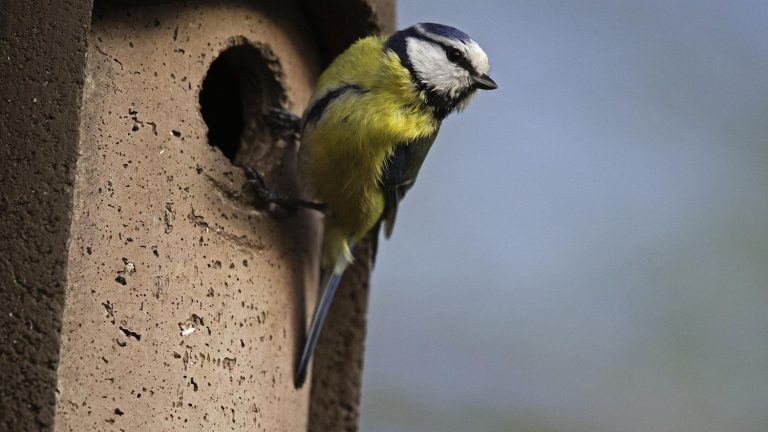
[300,122,388,241]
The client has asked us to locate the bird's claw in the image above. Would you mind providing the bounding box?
[241,165,274,209]
[239,165,326,215]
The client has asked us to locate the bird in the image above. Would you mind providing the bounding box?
[289,22,497,388]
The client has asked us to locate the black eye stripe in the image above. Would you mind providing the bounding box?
[439,44,475,74]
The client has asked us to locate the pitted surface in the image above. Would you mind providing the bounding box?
[0,1,93,430]
[56,2,320,430]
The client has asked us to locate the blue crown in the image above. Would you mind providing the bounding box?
[418,23,471,42]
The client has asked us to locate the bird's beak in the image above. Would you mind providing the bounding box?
[472,74,497,90]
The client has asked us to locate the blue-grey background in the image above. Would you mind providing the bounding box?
[359,1,768,431]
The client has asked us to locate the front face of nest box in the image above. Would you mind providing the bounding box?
[57,3,322,430]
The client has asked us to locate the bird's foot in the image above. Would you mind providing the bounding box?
[240,165,325,215]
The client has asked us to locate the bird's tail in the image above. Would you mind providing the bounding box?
[294,270,343,388]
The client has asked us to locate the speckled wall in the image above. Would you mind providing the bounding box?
[0,1,94,430]
[56,2,321,430]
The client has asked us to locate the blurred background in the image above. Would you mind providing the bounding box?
[359,1,768,431]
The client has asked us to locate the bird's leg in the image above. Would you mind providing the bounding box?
[240,165,326,214]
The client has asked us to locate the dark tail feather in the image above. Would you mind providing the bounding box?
[294,271,343,388]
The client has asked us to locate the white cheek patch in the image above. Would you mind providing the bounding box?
[406,38,471,97]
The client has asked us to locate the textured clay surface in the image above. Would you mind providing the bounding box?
[55,2,322,430]
[0,1,93,430]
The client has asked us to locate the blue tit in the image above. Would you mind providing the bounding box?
[294,22,497,388]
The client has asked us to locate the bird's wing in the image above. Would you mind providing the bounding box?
[379,125,441,238]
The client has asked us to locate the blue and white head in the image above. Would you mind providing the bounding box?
[386,23,497,119]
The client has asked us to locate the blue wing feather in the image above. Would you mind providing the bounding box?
[379,126,440,238]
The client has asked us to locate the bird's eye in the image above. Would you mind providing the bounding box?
[446,48,463,63]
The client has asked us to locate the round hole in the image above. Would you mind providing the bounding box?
[199,51,243,160]
[199,40,287,168]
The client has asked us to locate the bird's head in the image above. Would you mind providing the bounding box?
[386,23,497,119]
